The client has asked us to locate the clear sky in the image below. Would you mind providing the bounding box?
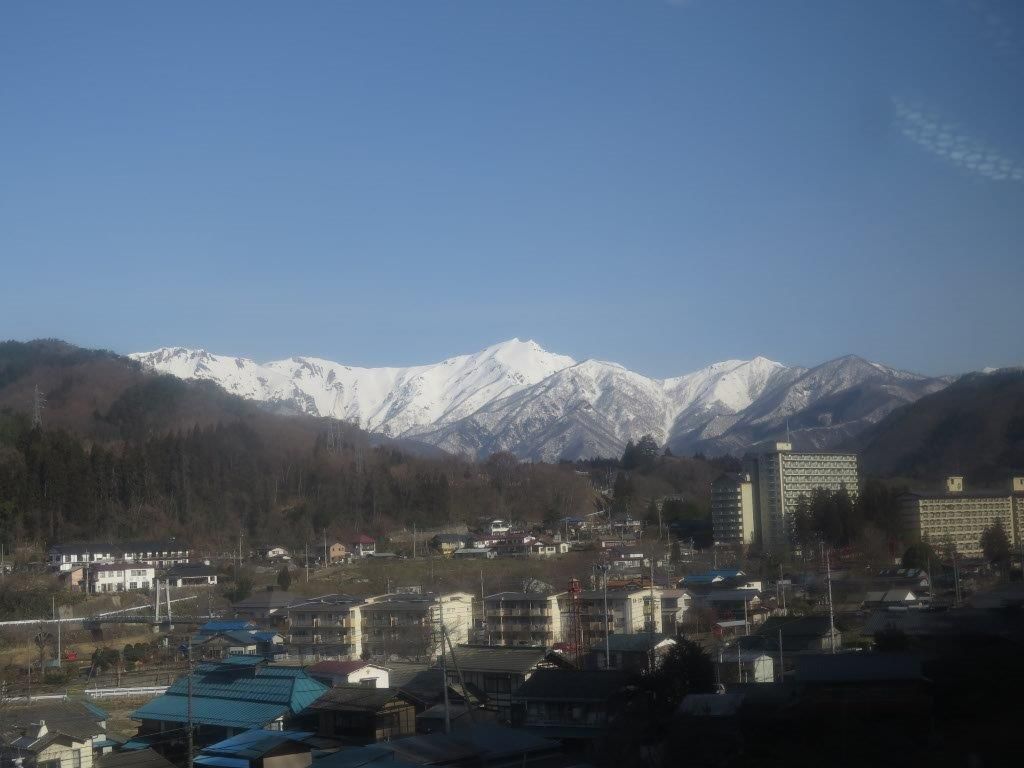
[1,1,1022,377]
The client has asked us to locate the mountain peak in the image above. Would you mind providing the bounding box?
[132,342,950,460]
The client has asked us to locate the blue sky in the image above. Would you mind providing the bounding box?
[1,0,1022,377]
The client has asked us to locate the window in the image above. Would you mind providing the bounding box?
[72,750,82,768]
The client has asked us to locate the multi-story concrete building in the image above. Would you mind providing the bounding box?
[756,443,859,554]
[483,592,565,646]
[48,539,190,572]
[88,563,155,593]
[711,472,757,547]
[287,594,366,661]
[559,588,663,640]
[359,592,474,661]
[901,476,1024,558]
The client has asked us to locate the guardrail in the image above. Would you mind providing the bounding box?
[5,686,168,703]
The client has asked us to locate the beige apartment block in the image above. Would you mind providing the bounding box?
[902,476,1024,558]
[483,592,565,646]
[558,588,663,640]
[359,591,474,661]
[712,472,757,547]
[287,594,365,661]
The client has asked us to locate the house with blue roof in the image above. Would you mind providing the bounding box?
[195,729,314,768]
[130,658,327,751]
[192,629,285,661]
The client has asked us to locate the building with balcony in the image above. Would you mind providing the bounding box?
[558,588,663,640]
[756,443,859,554]
[711,472,757,547]
[900,476,1024,557]
[287,594,365,661]
[483,592,564,646]
[360,592,474,661]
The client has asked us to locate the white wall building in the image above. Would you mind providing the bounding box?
[756,443,859,554]
[89,564,155,593]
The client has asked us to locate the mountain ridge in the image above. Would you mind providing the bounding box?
[132,341,949,460]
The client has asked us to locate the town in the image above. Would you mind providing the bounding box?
[4,441,1024,767]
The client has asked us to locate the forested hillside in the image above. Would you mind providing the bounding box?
[0,341,601,552]
[852,369,1024,484]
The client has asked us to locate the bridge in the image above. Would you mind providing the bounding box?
[0,580,222,630]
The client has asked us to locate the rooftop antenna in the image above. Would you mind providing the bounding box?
[785,418,791,445]
[32,385,46,428]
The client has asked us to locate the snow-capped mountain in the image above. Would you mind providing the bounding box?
[131,341,948,460]
[130,339,574,438]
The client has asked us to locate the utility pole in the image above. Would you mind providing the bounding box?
[648,556,656,673]
[953,548,962,607]
[305,543,309,583]
[602,564,610,670]
[186,636,194,768]
[777,628,784,682]
[736,636,743,683]
[480,570,486,645]
[413,523,417,559]
[438,601,451,734]
[53,596,61,666]
[324,529,328,569]
[825,546,836,654]
[32,385,46,428]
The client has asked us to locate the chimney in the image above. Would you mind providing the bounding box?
[946,476,964,494]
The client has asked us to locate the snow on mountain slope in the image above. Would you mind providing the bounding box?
[131,339,575,437]
[132,342,948,460]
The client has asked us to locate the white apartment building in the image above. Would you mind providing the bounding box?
[287,594,366,661]
[88,563,155,593]
[359,592,474,661]
[901,476,1024,558]
[48,538,190,572]
[483,592,565,646]
[756,443,859,554]
[711,472,757,547]
[559,588,663,640]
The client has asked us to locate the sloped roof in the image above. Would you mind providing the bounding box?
[2,701,108,743]
[591,634,674,654]
[512,669,635,701]
[307,660,383,678]
[98,748,177,768]
[231,590,303,610]
[131,662,326,728]
[308,686,413,712]
[200,729,313,759]
[316,724,556,768]
[199,620,256,635]
[796,653,924,683]
[443,646,548,675]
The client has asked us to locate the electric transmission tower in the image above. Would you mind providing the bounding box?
[32,385,46,428]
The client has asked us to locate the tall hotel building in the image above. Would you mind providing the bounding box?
[755,442,859,554]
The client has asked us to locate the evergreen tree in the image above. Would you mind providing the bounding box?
[276,566,292,590]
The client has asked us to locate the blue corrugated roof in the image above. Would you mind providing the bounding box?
[218,654,265,666]
[195,757,249,768]
[201,729,313,759]
[131,661,327,729]
[132,695,289,730]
